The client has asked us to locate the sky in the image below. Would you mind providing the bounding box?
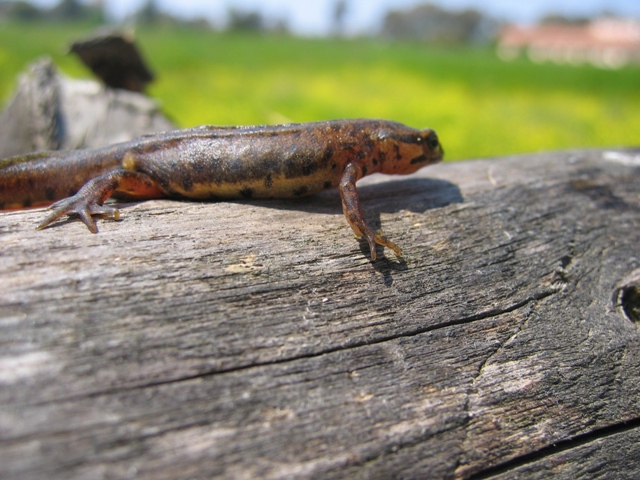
[30,0,640,35]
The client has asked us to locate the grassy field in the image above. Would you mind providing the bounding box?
[1,22,638,160]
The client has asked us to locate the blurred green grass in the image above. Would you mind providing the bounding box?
[1,22,638,160]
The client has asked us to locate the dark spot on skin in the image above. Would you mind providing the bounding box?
[373,159,378,166]
[256,156,280,180]
[240,187,254,199]
[45,188,56,201]
[264,173,273,189]
[27,178,35,188]
[191,161,206,175]
[323,147,334,162]
[180,175,194,192]
[323,181,332,189]
[301,162,317,177]
[282,148,319,179]
[154,176,173,194]
[366,137,375,149]
[410,154,429,165]
[293,186,308,196]
[361,166,368,177]
[23,198,32,208]
[331,163,338,170]
[393,144,401,161]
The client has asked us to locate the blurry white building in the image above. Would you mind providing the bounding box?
[497,18,640,69]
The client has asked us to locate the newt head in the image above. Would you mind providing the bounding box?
[376,126,444,176]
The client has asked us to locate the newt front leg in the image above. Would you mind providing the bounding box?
[339,162,403,261]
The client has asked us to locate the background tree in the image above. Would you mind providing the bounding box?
[49,0,104,23]
[227,8,264,33]
[51,0,83,20]
[382,3,496,44]
[135,0,161,25]
[4,1,43,21]
[332,0,348,37]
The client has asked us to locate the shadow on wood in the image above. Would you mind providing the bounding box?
[1,148,639,479]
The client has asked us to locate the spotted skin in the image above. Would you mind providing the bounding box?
[0,119,443,259]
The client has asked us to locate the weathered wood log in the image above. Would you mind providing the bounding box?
[0,58,174,158]
[1,148,639,479]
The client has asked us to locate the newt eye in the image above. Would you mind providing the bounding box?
[426,135,440,150]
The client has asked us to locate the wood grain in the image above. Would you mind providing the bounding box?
[1,148,639,479]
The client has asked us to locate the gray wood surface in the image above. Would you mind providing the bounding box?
[1,148,639,479]
[0,58,174,158]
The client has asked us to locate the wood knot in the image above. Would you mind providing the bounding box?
[613,269,640,324]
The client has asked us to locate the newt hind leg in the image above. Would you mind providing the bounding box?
[37,169,164,233]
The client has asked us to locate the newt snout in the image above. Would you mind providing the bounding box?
[423,129,444,161]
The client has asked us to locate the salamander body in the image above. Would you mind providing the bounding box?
[0,119,443,259]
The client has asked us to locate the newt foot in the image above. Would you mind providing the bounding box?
[37,196,120,233]
[361,230,403,261]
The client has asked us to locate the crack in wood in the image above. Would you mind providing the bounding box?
[455,297,540,477]
[18,288,562,410]
[467,416,640,480]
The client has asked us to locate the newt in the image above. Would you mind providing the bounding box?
[0,119,443,260]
